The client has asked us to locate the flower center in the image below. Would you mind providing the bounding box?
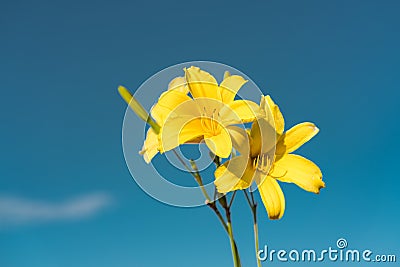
[253,153,272,174]
[201,107,221,135]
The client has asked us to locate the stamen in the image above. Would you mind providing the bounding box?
[211,108,217,133]
[253,154,272,174]
[200,106,207,129]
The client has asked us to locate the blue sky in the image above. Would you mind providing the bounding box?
[1,0,399,266]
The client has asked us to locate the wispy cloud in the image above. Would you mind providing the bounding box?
[0,192,113,227]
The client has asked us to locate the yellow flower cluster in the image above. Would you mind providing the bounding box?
[119,66,324,220]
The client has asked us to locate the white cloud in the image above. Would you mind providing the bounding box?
[0,192,113,226]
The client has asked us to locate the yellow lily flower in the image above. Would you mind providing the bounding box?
[139,76,191,163]
[156,66,261,159]
[214,96,325,219]
[121,66,261,162]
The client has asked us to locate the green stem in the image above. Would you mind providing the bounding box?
[227,221,241,267]
[189,159,212,201]
[244,190,262,267]
[224,203,241,267]
[172,150,211,200]
[206,201,229,233]
[253,207,261,267]
[214,155,241,266]
[175,152,242,266]
[228,191,237,208]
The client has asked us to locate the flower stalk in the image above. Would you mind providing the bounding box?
[225,202,241,267]
[188,155,241,266]
[244,190,262,267]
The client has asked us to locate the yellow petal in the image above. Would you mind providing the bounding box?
[159,117,204,153]
[184,66,220,100]
[265,95,284,135]
[214,155,255,193]
[139,128,159,163]
[219,75,247,104]
[230,100,261,123]
[271,154,324,194]
[258,176,285,220]
[220,100,260,125]
[150,90,192,123]
[226,126,250,156]
[204,127,232,158]
[168,76,188,94]
[276,122,319,155]
[250,119,276,158]
[178,119,205,143]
